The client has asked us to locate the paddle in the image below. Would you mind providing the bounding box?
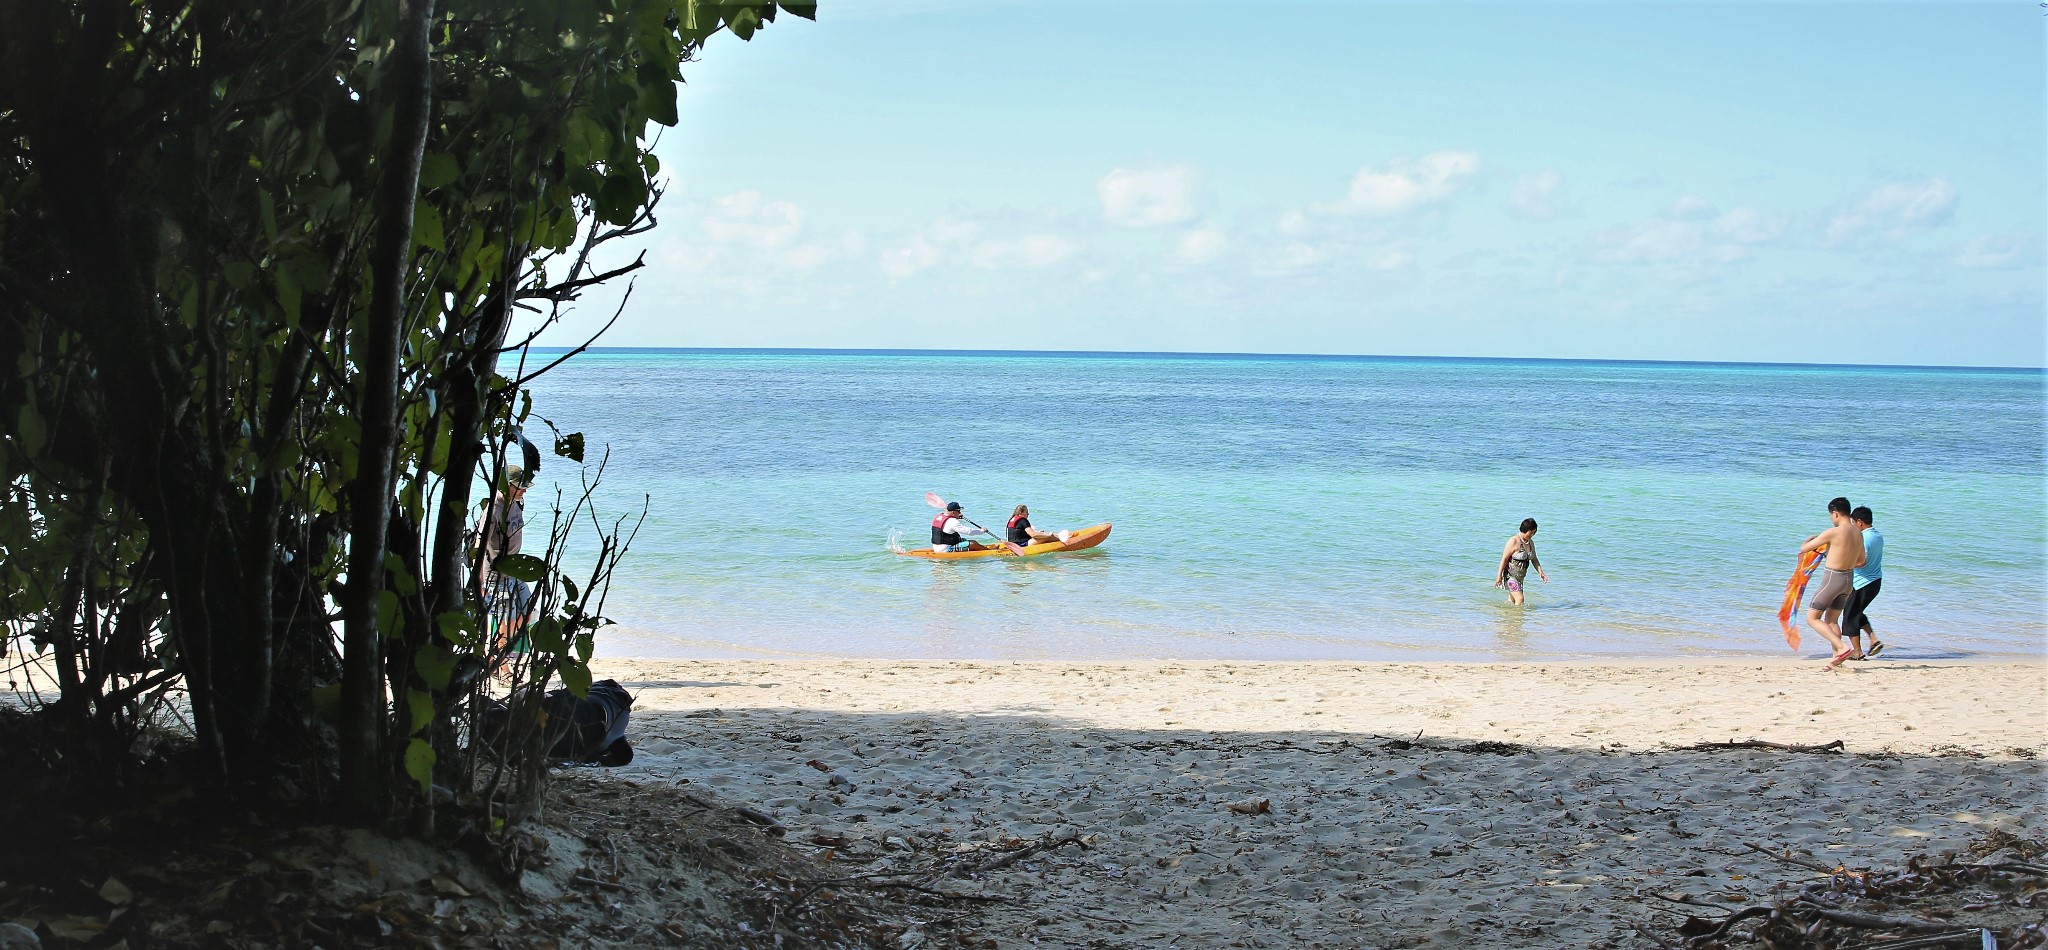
[925,492,1028,556]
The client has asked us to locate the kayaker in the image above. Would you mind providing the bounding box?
[1006,504,1065,547]
[932,502,996,553]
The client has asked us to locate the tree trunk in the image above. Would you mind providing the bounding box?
[340,0,438,820]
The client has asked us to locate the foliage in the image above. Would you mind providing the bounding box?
[0,0,813,823]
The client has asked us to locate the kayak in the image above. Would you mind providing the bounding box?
[897,523,1112,560]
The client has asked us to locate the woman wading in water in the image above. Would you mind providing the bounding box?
[1494,518,1548,606]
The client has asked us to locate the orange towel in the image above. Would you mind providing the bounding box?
[1777,545,1827,650]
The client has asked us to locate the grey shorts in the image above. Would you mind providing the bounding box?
[1808,567,1852,613]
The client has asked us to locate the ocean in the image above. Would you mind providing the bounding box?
[520,349,2047,661]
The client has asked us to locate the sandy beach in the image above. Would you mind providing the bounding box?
[594,657,2045,948]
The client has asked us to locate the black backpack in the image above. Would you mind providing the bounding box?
[479,678,634,766]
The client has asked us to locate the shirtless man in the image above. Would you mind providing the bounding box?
[1798,496,1868,671]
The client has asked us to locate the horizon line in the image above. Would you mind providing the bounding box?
[528,346,2046,374]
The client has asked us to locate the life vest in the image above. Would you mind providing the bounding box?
[931,513,962,546]
[1006,514,1032,545]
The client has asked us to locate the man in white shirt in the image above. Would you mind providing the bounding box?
[931,501,995,553]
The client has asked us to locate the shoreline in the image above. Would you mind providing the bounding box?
[594,625,2048,665]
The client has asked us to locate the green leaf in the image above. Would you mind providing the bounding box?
[435,610,475,647]
[414,644,456,690]
[782,0,817,20]
[727,7,760,39]
[553,432,583,463]
[596,174,645,226]
[376,589,405,640]
[274,261,302,328]
[15,404,47,457]
[418,152,460,189]
[527,615,565,654]
[427,425,454,474]
[258,188,278,242]
[558,659,591,697]
[407,688,434,732]
[413,203,444,250]
[493,553,547,582]
[385,552,418,596]
[404,738,436,795]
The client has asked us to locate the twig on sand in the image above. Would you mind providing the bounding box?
[1837,929,1999,949]
[1627,919,1682,949]
[1680,739,1846,753]
[1745,841,1846,875]
[1794,901,1957,934]
[942,834,1086,880]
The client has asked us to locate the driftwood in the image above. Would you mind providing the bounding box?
[1681,739,1847,753]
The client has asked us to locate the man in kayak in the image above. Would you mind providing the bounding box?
[1799,496,1868,671]
[1006,504,1069,548]
[932,502,997,553]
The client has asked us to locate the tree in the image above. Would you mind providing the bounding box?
[0,0,815,824]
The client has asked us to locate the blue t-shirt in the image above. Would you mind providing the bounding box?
[1853,527,1883,589]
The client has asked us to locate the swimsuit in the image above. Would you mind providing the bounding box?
[1503,538,1533,592]
[1808,566,1852,613]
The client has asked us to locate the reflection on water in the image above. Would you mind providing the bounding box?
[1493,604,1529,657]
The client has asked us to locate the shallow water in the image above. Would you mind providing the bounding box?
[521,349,2047,661]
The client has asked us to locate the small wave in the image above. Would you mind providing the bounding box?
[885,528,906,554]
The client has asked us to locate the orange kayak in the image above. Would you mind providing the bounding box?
[897,523,1112,560]
[1777,545,1826,650]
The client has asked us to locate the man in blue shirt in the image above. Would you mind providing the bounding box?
[1843,506,1885,659]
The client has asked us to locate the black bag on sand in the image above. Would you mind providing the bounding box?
[479,678,634,766]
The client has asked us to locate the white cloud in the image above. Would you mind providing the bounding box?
[1175,227,1229,266]
[1098,165,1202,228]
[1594,204,1783,265]
[1510,170,1565,219]
[879,215,1081,277]
[972,234,1078,269]
[700,190,804,248]
[1319,150,1480,217]
[1365,249,1413,271]
[785,230,868,270]
[1822,177,1958,246]
[1250,241,1330,278]
[1953,234,2035,269]
[880,237,940,278]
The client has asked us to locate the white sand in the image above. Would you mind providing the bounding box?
[597,658,2046,948]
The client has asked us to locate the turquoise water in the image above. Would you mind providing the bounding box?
[525,350,2047,661]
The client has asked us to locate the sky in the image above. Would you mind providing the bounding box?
[526,0,2047,367]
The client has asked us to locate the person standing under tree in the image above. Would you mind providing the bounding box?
[481,464,532,664]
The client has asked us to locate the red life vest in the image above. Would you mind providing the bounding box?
[931,513,962,546]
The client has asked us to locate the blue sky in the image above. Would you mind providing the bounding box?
[532,0,2046,366]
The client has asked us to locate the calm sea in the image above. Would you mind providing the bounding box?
[522,349,2047,661]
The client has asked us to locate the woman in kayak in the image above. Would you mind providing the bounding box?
[1007,505,1069,547]
[1493,518,1548,606]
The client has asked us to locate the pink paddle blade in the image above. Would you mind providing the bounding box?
[924,492,946,508]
